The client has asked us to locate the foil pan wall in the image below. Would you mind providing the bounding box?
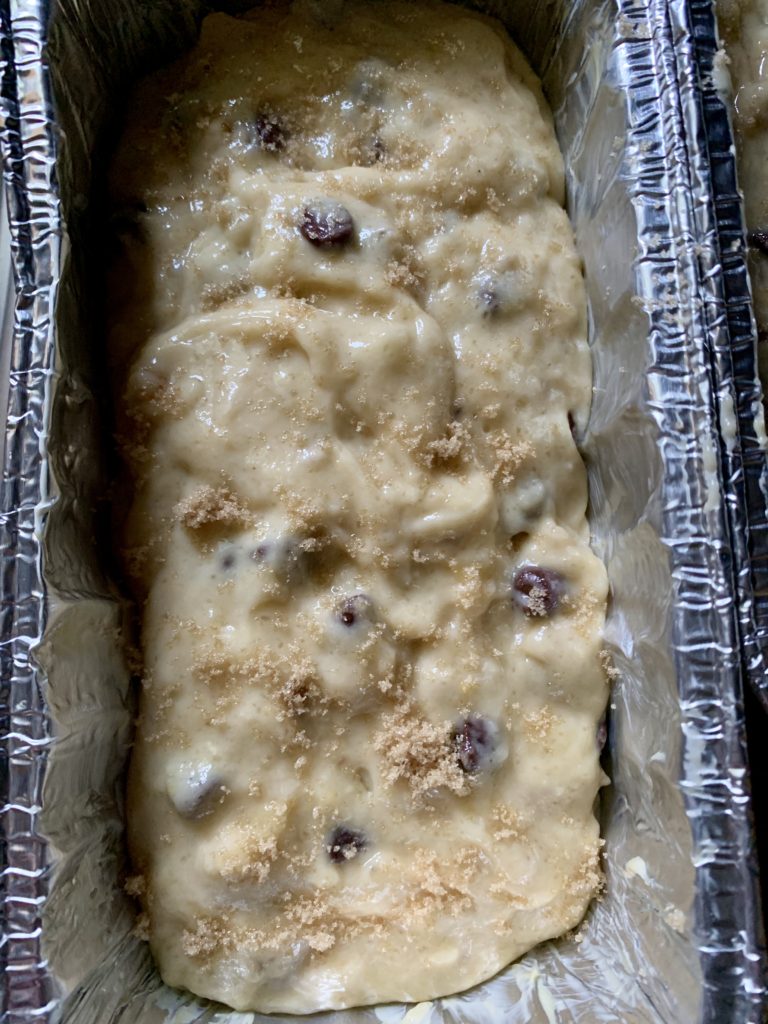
[680,0,768,716]
[0,0,766,1022]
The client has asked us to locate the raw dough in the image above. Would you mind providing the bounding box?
[111,0,609,1013]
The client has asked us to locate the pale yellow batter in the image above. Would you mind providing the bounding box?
[110,0,608,1013]
[718,0,768,359]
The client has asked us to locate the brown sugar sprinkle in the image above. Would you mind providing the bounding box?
[124,365,182,421]
[455,564,484,611]
[523,706,555,744]
[216,818,282,885]
[193,645,284,696]
[406,849,475,919]
[564,587,602,637]
[424,419,470,467]
[124,874,146,898]
[566,841,605,901]
[200,274,252,311]
[491,804,525,841]
[487,430,533,486]
[133,912,151,942]
[385,243,425,294]
[182,916,233,958]
[277,663,327,720]
[600,648,620,682]
[175,484,252,531]
[374,703,469,800]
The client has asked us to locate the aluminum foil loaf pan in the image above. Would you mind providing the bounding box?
[1,0,767,1021]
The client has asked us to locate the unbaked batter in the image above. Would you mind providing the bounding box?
[718,0,768,368]
[110,0,609,1012]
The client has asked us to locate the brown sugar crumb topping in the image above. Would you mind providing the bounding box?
[566,841,605,901]
[216,818,282,885]
[375,704,469,800]
[488,431,533,486]
[277,664,327,720]
[491,804,524,841]
[124,874,147,898]
[182,916,232,958]
[600,648,620,682]
[523,706,555,744]
[176,485,252,531]
[406,849,475,920]
[133,912,151,942]
[424,419,470,467]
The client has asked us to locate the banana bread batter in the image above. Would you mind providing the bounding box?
[111,0,609,1012]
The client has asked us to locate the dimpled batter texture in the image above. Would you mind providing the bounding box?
[111,0,609,1013]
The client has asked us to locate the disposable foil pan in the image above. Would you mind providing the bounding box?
[0,0,766,1021]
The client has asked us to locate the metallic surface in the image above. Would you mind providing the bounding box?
[0,0,766,1021]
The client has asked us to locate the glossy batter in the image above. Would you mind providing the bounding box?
[111,0,609,1012]
[718,0,768,367]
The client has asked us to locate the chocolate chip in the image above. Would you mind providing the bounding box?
[452,715,499,773]
[219,548,237,571]
[475,270,527,317]
[748,228,768,256]
[169,763,226,820]
[512,565,564,616]
[568,411,583,446]
[596,715,608,751]
[300,201,354,248]
[250,535,308,583]
[253,114,288,153]
[337,593,374,628]
[355,136,387,167]
[326,825,367,863]
[478,283,502,316]
[363,136,386,165]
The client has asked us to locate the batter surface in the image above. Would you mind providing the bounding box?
[718,0,768,369]
[111,0,609,1013]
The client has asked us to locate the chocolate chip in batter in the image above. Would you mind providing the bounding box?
[512,565,564,617]
[300,201,355,248]
[596,714,608,751]
[748,228,768,256]
[478,280,503,316]
[170,763,227,820]
[568,411,583,447]
[219,547,237,571]
[327,825,368,863]
[337,593,375,628]
[476,270,527,317]
[253,114,288,153]
[362,136,386,165]
[250,535,307,583]
[452,715,499,774]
